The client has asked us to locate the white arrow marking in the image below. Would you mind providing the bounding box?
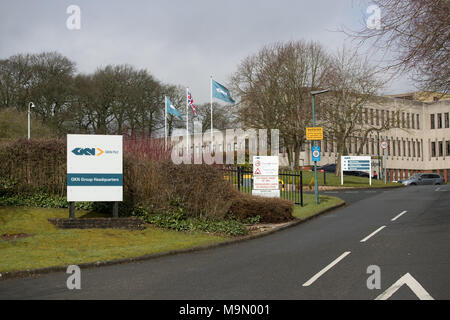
[375,273,434,300]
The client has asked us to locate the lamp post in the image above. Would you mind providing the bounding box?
[311,89,329,205]
[28,102,35,140]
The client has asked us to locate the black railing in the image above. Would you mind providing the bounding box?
[222,166,303,206]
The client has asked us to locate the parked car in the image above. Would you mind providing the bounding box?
[317,163,336,173]
[316,164,370,178]
[401,173,444,186]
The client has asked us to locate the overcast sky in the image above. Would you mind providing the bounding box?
[0,0,415,103]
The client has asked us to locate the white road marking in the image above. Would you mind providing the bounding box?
[375,273,434,300]
[360,226,386,243]
[391,211,407,222]
[435,187,440,191]
[345,191,359,194]
[302,251,351,287]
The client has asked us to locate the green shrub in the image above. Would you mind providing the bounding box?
[0,139,66,195]
[0,139,294,228]
[0,192,92,210]
[124,158,238,220]
[144,213,248,236]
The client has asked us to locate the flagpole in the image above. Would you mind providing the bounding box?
[164,96,167,150]
[210,76,213,146]
[186,88,189,158]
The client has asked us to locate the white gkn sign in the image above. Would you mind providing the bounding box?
[67,134,123,202]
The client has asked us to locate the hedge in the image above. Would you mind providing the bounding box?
[0,138,294,223]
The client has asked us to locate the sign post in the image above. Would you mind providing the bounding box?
[67,134,123,218]
[252,156,280,198]
[381,140,389,184]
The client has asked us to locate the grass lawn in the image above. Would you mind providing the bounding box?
[292,194,345,220]
[294,171,401,188]
[0,207,228,273]
[0,192,345,273]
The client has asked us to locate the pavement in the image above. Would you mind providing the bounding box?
[0,184,449,300]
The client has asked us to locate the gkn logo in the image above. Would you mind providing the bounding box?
[72,148,104,156]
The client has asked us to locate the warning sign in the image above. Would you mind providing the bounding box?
[253,156,278,176]
[253,176,279,190]
[306,127,323,141]
[252,156,279,198]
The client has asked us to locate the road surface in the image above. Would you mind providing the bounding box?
[1,185,449,300]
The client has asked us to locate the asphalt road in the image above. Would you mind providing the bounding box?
[1,185,449,300]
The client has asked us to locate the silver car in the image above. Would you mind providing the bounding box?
[401,173,445,186]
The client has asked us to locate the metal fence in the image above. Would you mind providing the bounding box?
[222,166,303,206]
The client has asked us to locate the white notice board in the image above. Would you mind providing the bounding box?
[67,134,123,202]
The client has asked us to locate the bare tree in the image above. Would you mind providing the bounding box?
[347,0,449,94]
[231,40,330,168]
[320,48,400,175]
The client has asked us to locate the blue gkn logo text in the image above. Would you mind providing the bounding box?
[72,148,104,156]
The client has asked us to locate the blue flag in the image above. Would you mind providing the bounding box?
[212,79,235,104]
[166,97,183,120]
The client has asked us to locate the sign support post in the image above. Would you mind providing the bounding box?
[113,201,119,218]
[69,202,75,219]
[380,139,389,184]
[310,89,328,204]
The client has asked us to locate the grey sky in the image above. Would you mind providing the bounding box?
[0,0,415,103]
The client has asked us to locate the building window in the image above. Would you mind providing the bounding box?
[370,109,374,125]
[431,142,436,157]
[438,141,443,157]
[403,140,406,157]
[392,111,396,127]
[445,113,449,128]
[381,110,385,126]
[431,114,435,129]
[447,141,450,156]
[412,141,416,158]
[364,109,368,124]
[376,110,380,126]
[417,114,420,129]
[418,141,421,158]
[412,114,415,129]
[438,113,442,129]
[392,140,396,156]
[407,113,410,128]
[408,141,411,157]
[402,112,405,128]
[388,139,391,156]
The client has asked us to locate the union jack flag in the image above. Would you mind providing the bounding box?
[187,89,198,117]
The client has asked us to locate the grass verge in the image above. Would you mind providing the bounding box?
[292,194,345,220]
[0,207,227,273]
[0,192,344,273]
[298,171,401,188]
